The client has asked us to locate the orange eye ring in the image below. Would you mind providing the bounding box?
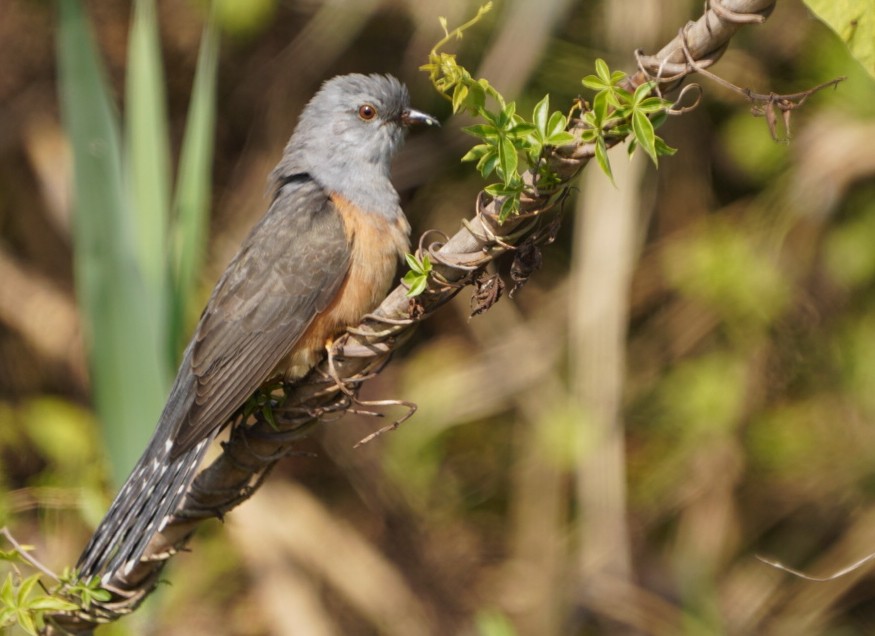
[358,103,378,121]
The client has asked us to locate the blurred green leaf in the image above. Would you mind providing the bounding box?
[837,313,875,416]
[0,573,77,635]
[663,221,790,329]
[126,0,172,376]
[747,399,844,477]
[213,0,277,37]
[654,135,677,157]
[170,16,219,358]
[720,112,788,181]
[21,398,97,476]
[476,610,518,636]
[657,353,747,437]
[57,0,168,483]
[802,0,875,78]
[824,197,875,288]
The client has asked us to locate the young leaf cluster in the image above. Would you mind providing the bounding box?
[420,3,573,222]
[0,540,111,632]
[59,569,112,611]
[461,95,575,219]
[581,58,676,182]
[402,253,433,298]
[411,8,678,298]
[0,573,78,635]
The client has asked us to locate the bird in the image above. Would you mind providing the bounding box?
[76,73,438,583]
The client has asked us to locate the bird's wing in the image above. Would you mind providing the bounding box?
[171,176,350,454]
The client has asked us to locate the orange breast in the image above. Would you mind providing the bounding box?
[280,194,410,378]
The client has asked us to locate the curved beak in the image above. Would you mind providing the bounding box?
[401,107,440,128]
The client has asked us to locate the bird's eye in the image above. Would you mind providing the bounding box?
[358,104,378,121]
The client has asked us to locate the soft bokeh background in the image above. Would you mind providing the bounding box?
[3,0,875,634]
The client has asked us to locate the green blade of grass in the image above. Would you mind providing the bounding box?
[57,0,167,484]
[126,0,173,375]
[170,15,219,358]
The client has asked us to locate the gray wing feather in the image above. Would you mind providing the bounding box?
[172,177,349,453]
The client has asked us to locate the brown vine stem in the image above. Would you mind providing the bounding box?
[45,0,779,632]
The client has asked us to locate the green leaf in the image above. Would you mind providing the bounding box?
[497,136,518,184]
[405,274,428,297]
[650,109,669,129]
[595,137,614,184]
[478,151,499,177]
[499,195,520,221]
[610,122,632,137]
[508,122,537,138]
[0,548,26,563]
[467,81,487,113]
[18,611,37,636]
[481,108,500,126]
[802,0,875,78]
[581,74,607,91]
[464,123,499,139]
[452,82,469,113]
[500,101,516,127]
[595,57,610,83]
[545,110,567,138]
[16,576,39,604]
[405,252,423,273]
[1,575,13,606]
[533,94,549,136]
[483,183,504,197]
[579,126,598,143]
[27,597,79,612]
[636,96,670,114]
[606,85,634,110]
[591,90,609,127]
[632,110,658,164]
[632,81,656,105]
[460,143,490,163]
[546,130,575,146]
[654,135,678,157]
[402,254,431,298]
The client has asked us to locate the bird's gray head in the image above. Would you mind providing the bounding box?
[273,73,438,218]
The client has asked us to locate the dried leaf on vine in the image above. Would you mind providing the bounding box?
[470,271,505,317]
[509,239,542,298]
[408,297,426,321]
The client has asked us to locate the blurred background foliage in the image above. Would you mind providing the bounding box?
[2,0,875,634]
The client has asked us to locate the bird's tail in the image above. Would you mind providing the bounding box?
[76,434,213,584]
